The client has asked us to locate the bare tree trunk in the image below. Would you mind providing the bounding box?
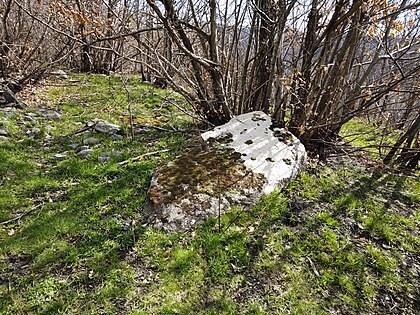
[249,0,276,114]
[289,0,319,137]
[0,0,13,79]
[146,0,231,125]
[384,114,420,167]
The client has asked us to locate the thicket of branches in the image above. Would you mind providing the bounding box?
[1,0,419,167]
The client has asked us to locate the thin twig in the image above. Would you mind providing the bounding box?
[217,171,221,233]
[0,203,44,225]
[135,124,179,133]
[118,149,172,166]
[307,257,320,277]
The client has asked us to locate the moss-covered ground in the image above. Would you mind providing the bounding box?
[0,75,418,314]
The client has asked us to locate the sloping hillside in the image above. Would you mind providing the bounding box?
[1,75,418,314]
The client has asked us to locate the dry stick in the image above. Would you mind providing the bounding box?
[217,171,221,233]
[0,203,44,225]
[307,257,320,277]
[135,124,178,133]
[118,149,172,166]
[122,78,135,141]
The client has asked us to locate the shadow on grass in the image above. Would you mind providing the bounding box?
[175,165,419,314]
[0,155,158,313]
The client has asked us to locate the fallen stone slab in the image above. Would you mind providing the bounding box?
[202,111,307,194]
[146,146,267,231]
[145,111,306,232]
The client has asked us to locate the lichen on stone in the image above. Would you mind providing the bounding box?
[272,128,295,144]
[146,111,306,232]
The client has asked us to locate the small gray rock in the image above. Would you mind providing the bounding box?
[75,145,90,153]
[0,127,9,136]
[98,151,122,163]
[25,127,41,137]
[24,115,35,122]
[54,153,67,159]
[68,143,79,150]
[2,107,17,117]
[77,149,94,158]
[80,130,93,137]
[37,107,62,120]
[43,136,54,144]
[87,118,121,135]
[0,85,26,109]
[83,137,100,145]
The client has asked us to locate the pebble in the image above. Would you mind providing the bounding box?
[54,153,67,159]
[83,137,100,145]
[77,149,94,158]
[38,107,62,120]
[24,116,34,121]
[98,151,122,163]
[0,127,9,136]
[25,127,41,137]
[75,145,90,153]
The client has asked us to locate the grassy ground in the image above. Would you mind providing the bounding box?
[340,118,400,159]
[0,75,419,314]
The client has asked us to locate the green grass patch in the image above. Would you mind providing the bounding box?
[0,75,418,314]
[340,117,400,159]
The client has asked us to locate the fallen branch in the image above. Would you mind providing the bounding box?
[0,203,44,225]
[72,125,95,135]
[118,149,172,166]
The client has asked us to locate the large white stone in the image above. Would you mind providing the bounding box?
[145,111,306,232]
[202,111,306,194]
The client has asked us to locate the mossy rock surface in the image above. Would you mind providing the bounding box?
[146,145,266,232]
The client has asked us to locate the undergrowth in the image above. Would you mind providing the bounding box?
[340,117,400,159]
